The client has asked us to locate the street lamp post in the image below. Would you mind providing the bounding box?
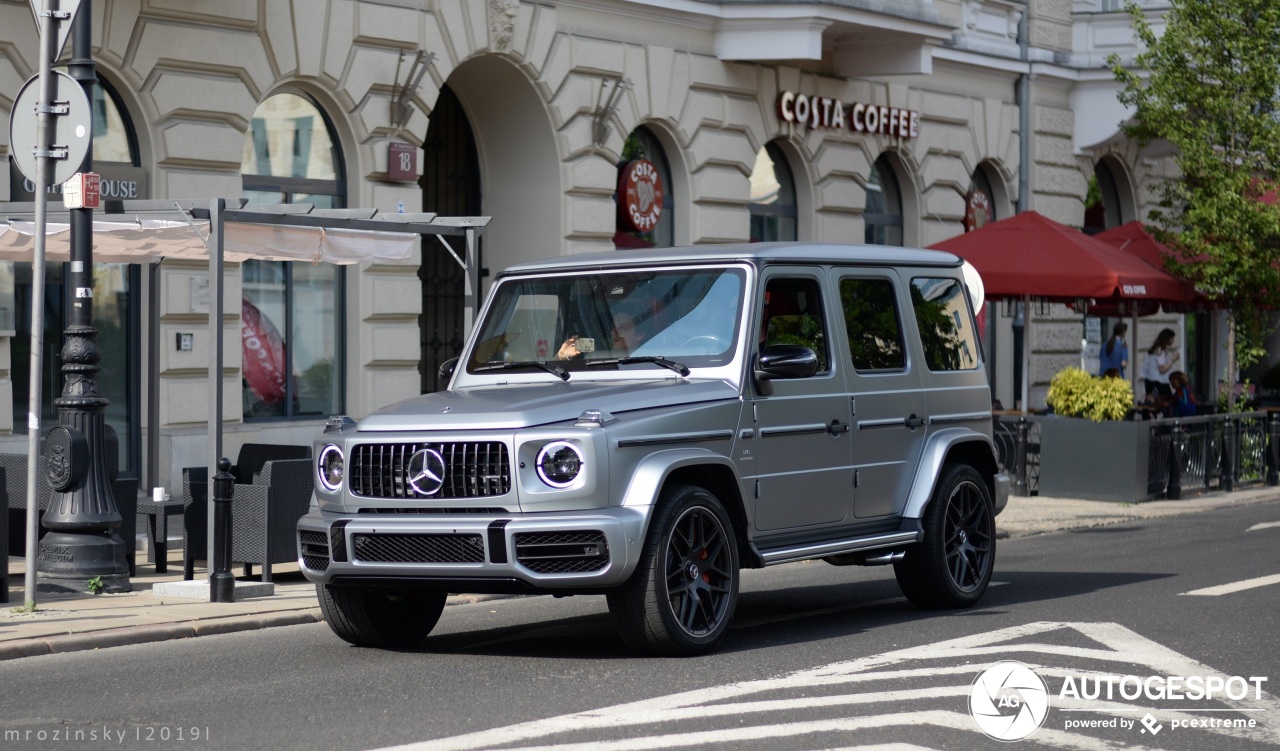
[36,0,131,594]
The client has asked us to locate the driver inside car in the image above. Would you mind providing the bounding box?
[556,307,649,360]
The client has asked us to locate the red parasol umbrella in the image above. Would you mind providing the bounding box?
[929,211,1196,305]
[1093,221,1205,313]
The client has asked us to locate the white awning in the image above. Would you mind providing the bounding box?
[0,217,416,264]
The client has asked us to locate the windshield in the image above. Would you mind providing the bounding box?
[467,266,746,375]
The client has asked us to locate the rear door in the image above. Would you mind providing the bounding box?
[906,272,990,456]
[835,270,928,519]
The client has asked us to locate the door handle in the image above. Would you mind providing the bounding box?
[828,419,850,436]
[905,414,926,430]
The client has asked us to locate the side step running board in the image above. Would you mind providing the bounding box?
[756,530,920,567]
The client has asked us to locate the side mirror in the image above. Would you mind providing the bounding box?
[438,357,459,384]
[754,345,818,395]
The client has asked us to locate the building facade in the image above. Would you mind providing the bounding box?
[0,0,1189,490]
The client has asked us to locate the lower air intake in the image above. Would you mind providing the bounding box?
[514,531,609,574]
[352,533,485,564]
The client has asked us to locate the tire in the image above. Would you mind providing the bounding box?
[894,463,995,609]
[317,584,447,648]
[607,484,740,656]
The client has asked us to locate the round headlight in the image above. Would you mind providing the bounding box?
[318,444,344,492]
[536,441,584,488]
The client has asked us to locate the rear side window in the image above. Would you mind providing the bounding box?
[910,277,979,371]
[839,277,906,371]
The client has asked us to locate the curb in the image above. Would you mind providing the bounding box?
[0,593,522,661]
[0,609,323,662]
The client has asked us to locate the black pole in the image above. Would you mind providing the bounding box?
[1013,416,1029,496]
[210,457,235,603]
[1221,417,1236,492]
[1167,420,1183,500]
[1266,411,1280,487]
[37,0,132,594]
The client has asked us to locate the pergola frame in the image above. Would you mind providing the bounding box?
[2,197,490,569]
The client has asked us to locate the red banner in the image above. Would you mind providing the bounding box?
[242,298,287,404]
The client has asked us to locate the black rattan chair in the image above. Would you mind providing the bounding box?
[182,443,313,582]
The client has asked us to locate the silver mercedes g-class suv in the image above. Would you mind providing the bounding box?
[298,243,1009,655]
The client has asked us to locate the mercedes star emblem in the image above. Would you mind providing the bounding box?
[407,447,447,496]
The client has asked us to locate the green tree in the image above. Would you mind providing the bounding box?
[1109,0,1280,384]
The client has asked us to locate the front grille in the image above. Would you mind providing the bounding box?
[352,533,485,564]
[299,530,330,572]
[350,442,511,499]
[514,531,609,574]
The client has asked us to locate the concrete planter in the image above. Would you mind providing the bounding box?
[1038,417,1154,502]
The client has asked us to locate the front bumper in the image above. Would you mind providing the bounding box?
[296,506,650,591]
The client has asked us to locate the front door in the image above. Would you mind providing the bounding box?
[751,270,853,531]
[835,271,928,519]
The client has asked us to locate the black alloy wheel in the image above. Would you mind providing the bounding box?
[894,463,995,608]
[608,484,739,655]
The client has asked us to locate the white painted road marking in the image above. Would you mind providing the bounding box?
[1180,573,1280,596]
[375,622,1280,751]
[1247,521,1280,532]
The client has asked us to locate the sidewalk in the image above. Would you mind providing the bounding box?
[2,487,1278,661]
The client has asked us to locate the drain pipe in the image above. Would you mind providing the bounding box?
[1017,9,1030,213]
[1016,8,1032,410]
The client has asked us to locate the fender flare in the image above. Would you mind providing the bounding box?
[902,428,999,519]
[620,448,741,509]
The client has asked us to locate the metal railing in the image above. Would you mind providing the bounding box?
[994,411,1280,499]
[993,414,1042,495]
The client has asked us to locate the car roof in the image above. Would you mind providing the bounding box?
[499,242,965,277]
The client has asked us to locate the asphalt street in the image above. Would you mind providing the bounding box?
[0,500,1277,751]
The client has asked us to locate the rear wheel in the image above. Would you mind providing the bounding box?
[317,584,447,648]
[894,463,995,608]
[607,484,739,655]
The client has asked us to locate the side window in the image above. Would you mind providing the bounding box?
[910,277,979,371]
[840,277,906,371]
[761,277,829,372]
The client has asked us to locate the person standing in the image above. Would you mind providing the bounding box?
[1142,328,1179,398]
[1098,322,1129,378]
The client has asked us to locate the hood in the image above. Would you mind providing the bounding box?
[358,379,739,431]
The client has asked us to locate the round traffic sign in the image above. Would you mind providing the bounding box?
[8,70,93,187]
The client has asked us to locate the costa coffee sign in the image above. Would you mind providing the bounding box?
[620,159,664,233]
[777,91,920,139]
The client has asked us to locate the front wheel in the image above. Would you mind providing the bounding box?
[607,484,739,655]
[317,584,447,648]
[894,463,995,608]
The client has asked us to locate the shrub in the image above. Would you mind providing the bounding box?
[1046,367,1133,422]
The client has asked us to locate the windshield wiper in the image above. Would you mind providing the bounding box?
[473,360,570,380]
[585,356,690,377]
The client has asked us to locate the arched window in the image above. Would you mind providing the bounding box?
[615,126,674,248]
[749,142,797,242]
[240,93,345,419]
[1084,160,1124,234]
[965,167,997,232]
[241,93,345,207]
[864,155,903,246]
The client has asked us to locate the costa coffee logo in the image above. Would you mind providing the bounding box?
[964,189,993,232]
[621,159,664,233]
[777,91,919,139]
